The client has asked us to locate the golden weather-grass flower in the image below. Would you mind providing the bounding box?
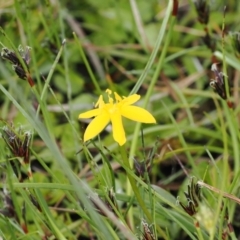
[79,89,156,146]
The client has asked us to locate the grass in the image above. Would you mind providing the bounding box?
[0,0,240,239]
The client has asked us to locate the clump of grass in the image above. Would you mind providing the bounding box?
[0,0,240,239]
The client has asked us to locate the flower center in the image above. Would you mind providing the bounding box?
[106,102,119,115]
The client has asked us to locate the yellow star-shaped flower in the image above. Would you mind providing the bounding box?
[79,89,156,146]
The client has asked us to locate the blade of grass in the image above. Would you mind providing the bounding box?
[73,32,102,94]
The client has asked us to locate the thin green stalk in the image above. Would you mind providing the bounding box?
[144,142,158,227]
[130,0,173,96]
[119,145,167,239]
[161,100,195,169]
[105,219,122,240]
[225,108,240,183]
[120,145,149,216]
[36,39,66,116]
[5,220,17,240]
[34,189,67,240]
[211,99,229,240]
[229,230,238,240]
[221,8,230,100]
[73,32,102,94]
[5,159,22,228]
[59,8,82,165]
[130,0,175,162]
[195,221,204,240]
[24,0,44,88]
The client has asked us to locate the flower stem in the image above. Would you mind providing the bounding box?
[130,0,176,161]
[120,145,150,219]
[119,145,167,239]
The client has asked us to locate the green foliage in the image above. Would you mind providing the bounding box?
[0,0,240,239]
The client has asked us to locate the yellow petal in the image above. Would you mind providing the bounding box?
[120,106,156,123]
[79,108,101,119]
[122,94,140,105]
[114,92,123,102]
[106,89,112,94]
[83,113,110,142]
[111,113,126,146]
[95,95,105,108]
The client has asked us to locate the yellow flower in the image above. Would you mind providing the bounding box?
[79,89,156,146]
